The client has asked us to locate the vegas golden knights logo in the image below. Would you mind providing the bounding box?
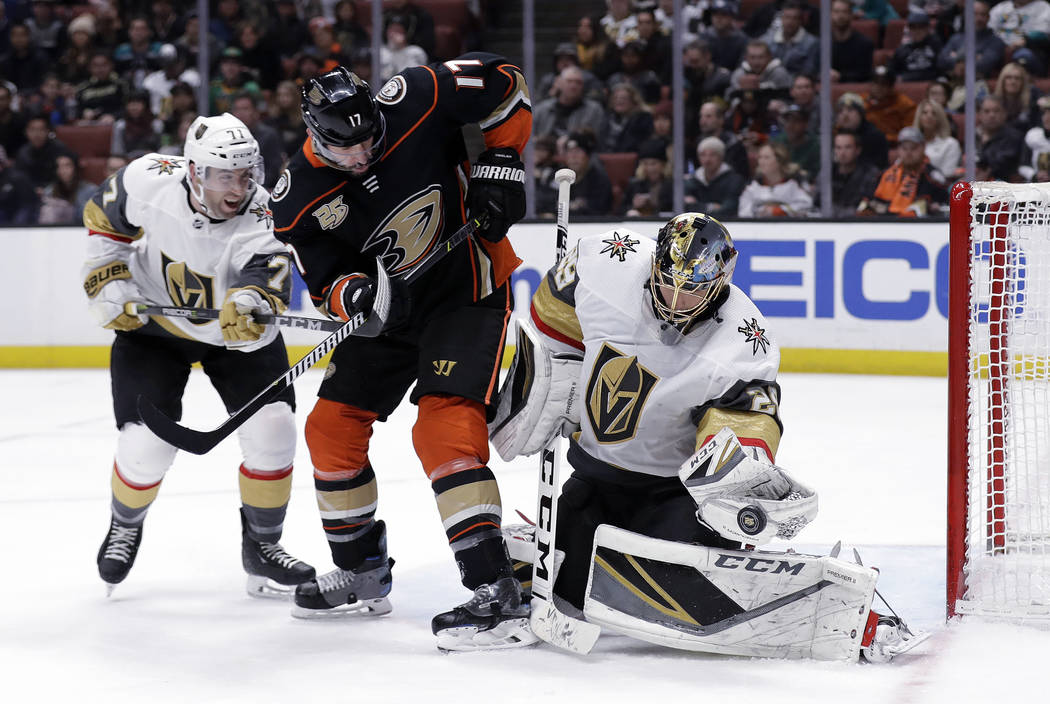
[363,186,443,274]
[162,253,214,323]
[585,343,658,444]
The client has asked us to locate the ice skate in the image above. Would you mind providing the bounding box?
[860,613,931,663]
[240,510,316,599]
[432,576,539,652]
[97,517,143,596]
[291,556,393,618]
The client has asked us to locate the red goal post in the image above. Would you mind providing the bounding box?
[948,181,1050,621]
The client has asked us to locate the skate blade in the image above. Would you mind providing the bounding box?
[884,629,932,659]
[436,618,539,652]
[291,596,392,620]
[246,575,297,600]
[104,583,117,598]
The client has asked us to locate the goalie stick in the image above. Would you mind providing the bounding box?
[136,216,483,455]
[529,168,601,654]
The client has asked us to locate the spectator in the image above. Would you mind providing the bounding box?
[532,134,559,217]
[995,61,1041,132]
[764,0,819,77]
[266,80,307,161]
[0,144,38,224]
[695,99,751,179]
[60,13,98,85]
[944,55,990,112]
[649,99,673,152]
[75,51,127,123]
[25,0,64,60]
[891,11,942,81]
[864,65,917,147]
[860,127,948,217]
[105,153,128,176]
[38,153,96,225]
[380,14,428,83]
[927,77,951,113]
[600,83,654,154]
[0,22,49,92]
[14,115,72,190]
[149,0,184,44]
[268,1,311,64]
[607,41,663,105]
[157,109,195,156]
[333,1,370,57]
[633,8,672,82]
[114,16,163,90]
[536,42,603,102]
[93,4,123,53]
[824,131,880,216]
[938,1,1005,79]
[988,0,1050,77]
[382,0,435,60]
[110,91,162,157]
[684,136,746,215]
[142,44,200,118]
[601,0,638,48]
[704,0,748,72]
[230,92,284,189]
[830,0,874,82]
[295,51,325,86]
[728,40,792,112]
[789,73,820,131]
[236,20,283,93]
[209,47,262,115]
[835,92,890,169]
[24,73,72,126]
[307,16,346,74]
[1021,95,1050,180]
[210,0,245,47]
[727,89,773,152]
[772,104,819,182]
[575,13,619,81]
[738,142,813,217]
[621,138,673,217]
[564,130,613,216]
[532,66,609,144]
[683,39,731,143]
[976,95,1024,181]
[159,81,197,135]
[176,11,222,73]
[913,98,961,179]
[0,83,27,156]
[857,0,900,27]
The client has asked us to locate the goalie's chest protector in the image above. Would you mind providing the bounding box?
[571,233,780,479]
[103,154,281,345]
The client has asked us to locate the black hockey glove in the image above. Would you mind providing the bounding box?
[326,272,410,334]
[466,147,526,243]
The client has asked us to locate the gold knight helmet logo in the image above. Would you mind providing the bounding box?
[162,253,214,322]
[585,343,659,444]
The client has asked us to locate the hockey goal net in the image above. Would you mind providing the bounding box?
[948,181,1050,620]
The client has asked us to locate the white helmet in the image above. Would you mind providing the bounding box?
[183,113,263,217]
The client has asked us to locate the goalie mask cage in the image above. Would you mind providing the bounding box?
[948,181,1050,620]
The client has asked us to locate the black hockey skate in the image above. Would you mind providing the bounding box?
[292,521,393,618]
[431,576,539,652]
[241,510,316,599]
[97,517,143,596]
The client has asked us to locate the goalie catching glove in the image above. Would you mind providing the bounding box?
[219,286,283,349]
[679,427,817,544]
[466,147,526,243]
[488,319,582,460]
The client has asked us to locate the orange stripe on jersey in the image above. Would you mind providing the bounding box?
[484,296,512,404]
[274,178,347,233]
[381,66,438,160]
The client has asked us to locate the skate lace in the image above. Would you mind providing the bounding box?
[317,568,355,593]
[103,525,140,563]
[259,542,301,569]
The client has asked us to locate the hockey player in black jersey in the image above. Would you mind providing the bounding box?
[270,55,534,651]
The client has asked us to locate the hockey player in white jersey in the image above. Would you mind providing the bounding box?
[491,213,924,661]
[82,113,315,598]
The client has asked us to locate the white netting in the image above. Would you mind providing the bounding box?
[959,182,1050,619]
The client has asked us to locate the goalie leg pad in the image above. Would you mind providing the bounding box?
[488,320,582,461]
[583,525,877,661]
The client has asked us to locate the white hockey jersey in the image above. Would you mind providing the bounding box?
[530,230,782,481]
[81,153,291,347]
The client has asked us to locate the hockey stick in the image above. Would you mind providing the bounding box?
[529,168,601,654]
[136,217,482,455]
[128,304,344,332]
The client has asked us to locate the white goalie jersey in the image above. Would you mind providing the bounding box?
[81,153,291,346]
[529,230,782,481]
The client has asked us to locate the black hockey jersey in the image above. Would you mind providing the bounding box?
[271,53,532,320]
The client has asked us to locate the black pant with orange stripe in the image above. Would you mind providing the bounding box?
[305,284,516,588]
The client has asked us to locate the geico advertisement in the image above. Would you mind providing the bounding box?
[0,221,948,352]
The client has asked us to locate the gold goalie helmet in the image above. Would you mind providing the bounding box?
[649,212,738,334]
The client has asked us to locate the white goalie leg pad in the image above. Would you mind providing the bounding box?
[236,401,296,470]
[488,319,582,461]
[115,422,178,485]
[679,427,818,544]
[583,525,877,661]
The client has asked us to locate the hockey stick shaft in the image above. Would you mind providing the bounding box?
[529,169,600,654]
[130,304,344,332]
[136,217,481,455]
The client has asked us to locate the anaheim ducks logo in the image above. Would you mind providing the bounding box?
[363,186,443,274]
[162,253,214,322]
[585,343,659,444]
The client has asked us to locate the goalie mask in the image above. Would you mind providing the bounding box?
[301,66,386,174]
[183,113,263,219]
[648,213,737,335]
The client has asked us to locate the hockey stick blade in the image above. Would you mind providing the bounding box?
[136,311,366,454]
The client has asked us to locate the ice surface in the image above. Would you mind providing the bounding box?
[0,370,1043,702]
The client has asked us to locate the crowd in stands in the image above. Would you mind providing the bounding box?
[0,0,1048,225]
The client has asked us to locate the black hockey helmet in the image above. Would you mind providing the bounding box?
[649,212,737,334]
[301,66,386,170]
